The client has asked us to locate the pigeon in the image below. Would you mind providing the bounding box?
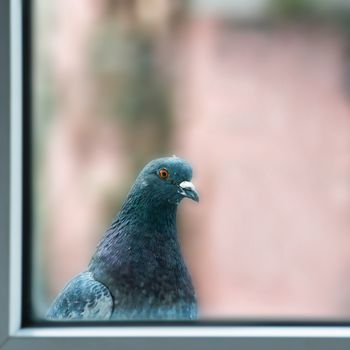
[46,156,199,321]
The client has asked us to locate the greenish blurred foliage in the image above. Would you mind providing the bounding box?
[87,10,173,171]
[270,0,313,19]
[269,0,350,28]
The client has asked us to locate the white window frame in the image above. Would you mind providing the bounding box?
[2,0,350,348]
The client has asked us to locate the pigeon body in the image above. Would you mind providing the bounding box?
[47,157,199,320]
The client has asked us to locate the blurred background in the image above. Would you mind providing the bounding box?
[32,0,350,320]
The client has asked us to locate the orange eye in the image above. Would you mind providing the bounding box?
[159,168,169,179]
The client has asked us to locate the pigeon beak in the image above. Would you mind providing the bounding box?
[179,181,199,202]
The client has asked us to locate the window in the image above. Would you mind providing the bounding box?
[2,0,350,348]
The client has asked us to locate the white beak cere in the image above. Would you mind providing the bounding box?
[179,181,196,191]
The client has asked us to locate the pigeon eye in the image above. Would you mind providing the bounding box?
[159,168,169,180]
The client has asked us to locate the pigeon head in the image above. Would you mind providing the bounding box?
[134,156,199,205]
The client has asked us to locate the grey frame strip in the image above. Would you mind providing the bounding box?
[0,0,11,347]
[1,0,350,348]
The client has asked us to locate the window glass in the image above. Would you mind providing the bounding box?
[32,0,350,321]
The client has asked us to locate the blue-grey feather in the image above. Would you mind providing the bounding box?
[46,271,113,320]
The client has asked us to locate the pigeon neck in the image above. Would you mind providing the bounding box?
[119,184,178,236]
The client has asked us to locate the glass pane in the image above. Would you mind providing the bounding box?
[31,0,350,321]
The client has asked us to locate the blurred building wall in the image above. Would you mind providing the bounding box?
[175,19,350,318]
